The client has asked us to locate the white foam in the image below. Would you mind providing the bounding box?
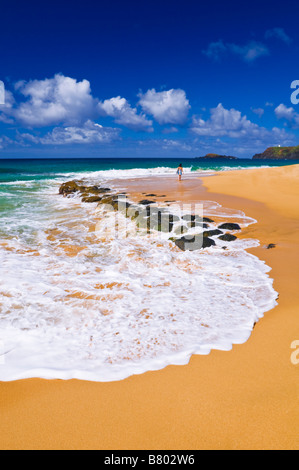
[57,164,275,183]
[0,180,278,382]
[58,166,190,182]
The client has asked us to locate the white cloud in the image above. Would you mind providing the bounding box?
[275,103,299,128]
[138,88,190,125]
[228,41,269,62]
[97,96,153,131]
[162,126,179,134]
[13,74,98,127]
[0,135,14,148]
[0,90,16,124]
[191,103,289,142]
[2,74,154,133]
[265,28,292,45]
[251,107,265,118]
[137,137,193,153]
[20,120,120,145]
[161,139,192,152]
[202,40,227,62]
[204,29,291,64]
[203,40,269,63]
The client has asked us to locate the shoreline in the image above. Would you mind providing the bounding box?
[0,164,298,449]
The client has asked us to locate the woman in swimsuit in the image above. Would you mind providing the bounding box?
[177,163,183,181]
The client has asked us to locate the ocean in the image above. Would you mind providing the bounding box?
[0,157,291,381]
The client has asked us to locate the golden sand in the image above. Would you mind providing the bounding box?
[0,164,298,450]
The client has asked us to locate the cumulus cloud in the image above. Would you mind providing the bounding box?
[97,96,153,131]
[138,88,190,125]
[0,74,156,137]
[0,90,16,124]
[191,103,288,142]
[275,103,299,128]
[12,74,98,127]
[20,120,120,145]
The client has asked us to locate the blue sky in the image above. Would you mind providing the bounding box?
[1,0,299,158]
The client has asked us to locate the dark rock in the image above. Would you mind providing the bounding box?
[201,237,216,248]
[59,181,81,195]
[99,195,119,209]
[59,180,111,197]
[194,215,214,224]
[218,223,241,231]
[266,243,276,249]
[98,187,111,193]
[182,214,196,221]
[82,186,110,195]
[146,194,157,197]
[138,199,156,205]
[174,235,215,251]
[203,229,223,237]
[218,233,237,242]
[195,153,238,160]
[81,196,103,203]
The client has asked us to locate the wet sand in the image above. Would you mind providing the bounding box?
[0,164,298,450]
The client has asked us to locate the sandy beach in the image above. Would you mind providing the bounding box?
[0,163,298,450]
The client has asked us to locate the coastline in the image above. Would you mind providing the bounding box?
[0,164,298,450]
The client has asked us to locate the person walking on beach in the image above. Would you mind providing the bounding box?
[177,163,183,181]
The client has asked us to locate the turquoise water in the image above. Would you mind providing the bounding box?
[0,156,297,236]
[1,156,295,218]
[0,157,298,183]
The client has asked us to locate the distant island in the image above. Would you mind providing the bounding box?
[195,153,238,160]
[253,146,299,160]
[194,146,299,160]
